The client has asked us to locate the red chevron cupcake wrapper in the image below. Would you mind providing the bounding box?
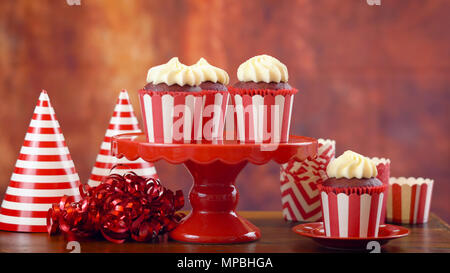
[280,139,335,222]
[386,177,434,224]
[139,89,229,143]
[228,87,298,143]
[0,90,81,232]
[88,90,157,187]
[319,189,386,238]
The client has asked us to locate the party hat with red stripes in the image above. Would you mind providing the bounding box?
[87,90,157,187]
[0,90,81,232]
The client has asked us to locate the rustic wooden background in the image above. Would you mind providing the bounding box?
[0,0,448,221]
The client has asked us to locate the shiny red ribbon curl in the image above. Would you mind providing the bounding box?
[47,172,185,243]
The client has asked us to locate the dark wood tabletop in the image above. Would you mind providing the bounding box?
[0,211,449,253]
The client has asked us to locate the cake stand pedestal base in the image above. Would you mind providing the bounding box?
[170,160,261,244]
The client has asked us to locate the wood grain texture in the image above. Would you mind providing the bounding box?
[0,1,448,221]
[0,211,448,253]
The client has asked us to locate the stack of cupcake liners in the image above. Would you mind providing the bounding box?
[387,177,434,224]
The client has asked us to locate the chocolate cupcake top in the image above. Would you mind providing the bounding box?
[322,177,382,188]
[326,150,378,179]
[237,54,288,84]
[146,57,202,87]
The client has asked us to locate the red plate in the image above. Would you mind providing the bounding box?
[293,222,409,250]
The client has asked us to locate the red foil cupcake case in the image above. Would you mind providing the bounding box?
[319,185,387,238]
[228,87,298,143]
[139,89,229,143]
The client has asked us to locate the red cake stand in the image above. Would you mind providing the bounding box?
[111,133,318,244]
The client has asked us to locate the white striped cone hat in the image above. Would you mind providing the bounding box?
[0,90,81,232]
[87,90,157,187]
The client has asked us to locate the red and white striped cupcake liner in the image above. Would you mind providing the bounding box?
[280,139,335,222]
[228,88,298,143]
[386,177,434,224]
[0,90,81,232]
[318,184,387,238]
[371,157,390,224]
[139,89,229,143]
[88,90,158,187]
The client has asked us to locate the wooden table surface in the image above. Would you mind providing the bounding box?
[0,211,449,253]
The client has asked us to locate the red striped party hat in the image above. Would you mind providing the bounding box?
[0,90,81,232]
[87,90,157,187]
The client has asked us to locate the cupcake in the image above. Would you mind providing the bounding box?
[229,54,298,143]
[139,57,229,143]
[318,151,387,238]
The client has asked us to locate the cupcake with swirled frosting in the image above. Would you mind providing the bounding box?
[318,151,387,238]
[233,54,292,90]
[139,57,229,143]
[229,54,298,143]
[323,150,382,189]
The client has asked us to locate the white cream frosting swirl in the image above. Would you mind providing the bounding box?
[146,57,202,86]
[237,54,288,83]
[326,150,378,179]
[191,58,229,85]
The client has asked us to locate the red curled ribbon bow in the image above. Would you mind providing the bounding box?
[47,172,185,243]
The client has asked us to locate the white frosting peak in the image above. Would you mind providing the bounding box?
[192,58,229,84]
[326,150,378,179]
[196,57,209,66]
[146,57,202,86]
[237,54,288,83]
